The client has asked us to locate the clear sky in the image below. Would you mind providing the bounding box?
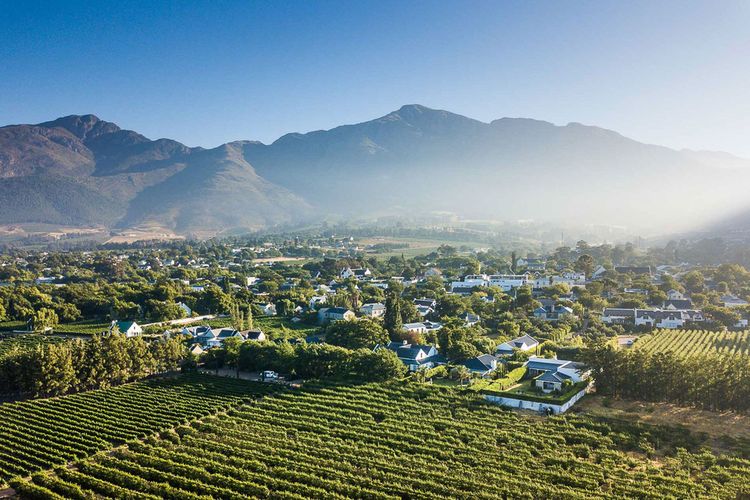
[1,0,749,155]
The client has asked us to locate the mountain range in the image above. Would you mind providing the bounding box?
[1,105,748,237]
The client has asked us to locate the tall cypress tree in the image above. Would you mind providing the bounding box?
[384,292,402,337]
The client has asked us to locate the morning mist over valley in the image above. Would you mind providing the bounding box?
[2,2,750,499]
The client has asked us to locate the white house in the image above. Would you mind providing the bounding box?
[318,307,356,323]
[461,312,481,327]
[488,274,531,292]
[526,356,589,393]
[240,329,266,341]
[722,294,749,308]
[403,322,428,334]
[415,305,434,317]
[359,303,386,319]
[424,268,443,278]
[667,289,686,300]
[533,304,575,322]
[340,267,372,280]
[176,302,192,317]
[261,303,277,316]
[496,334,539,356]
[591,265,607,280]
[309,295,327,310]
[460,354,498,377]
[602,308,704,329]
[450,274,489,294]
[112,320,142,338]
[516,258,546,272]
[375,341,442,371]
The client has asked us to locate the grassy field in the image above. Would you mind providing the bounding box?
[634,329,750,357]
[360,236,490,259]
[12,381,750,498]
[578,394,750,457]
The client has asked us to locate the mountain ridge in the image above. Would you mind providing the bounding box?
[1,105,749,236]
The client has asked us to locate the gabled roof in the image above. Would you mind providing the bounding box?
[526,357,572,371]
[512,334,539,347]
[216,328,240,339]
[536,371,564,383]
[116,320,138,332]
[461,354,497,372]
[241,329,265,340]
[326,307,352,315]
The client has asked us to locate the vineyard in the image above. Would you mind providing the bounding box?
[635,329,750,357]
[0,335,64,360]
[0,373,280,486]
[13,382,750,499]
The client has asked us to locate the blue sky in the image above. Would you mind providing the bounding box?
[1,0,749,155]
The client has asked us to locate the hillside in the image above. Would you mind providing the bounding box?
[243,105,750,230]
[1,106,749,236]
[0,115,308,235]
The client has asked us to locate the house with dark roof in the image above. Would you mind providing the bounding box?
[533,304,575,322]
[722,294,749,308]
[340,267,372,280]
[317,307,355,324]
[375,341,443,371]
[460,354,498,377]
[461,312,481,327]
[615,266,652,276]
[663,298,693,310]
[111,320,142,338]
[517,258,547,272]
[496,335,539,356]
[525,356,589,393]
[414,298,438,309]
[240,329,266,341]
[359,302,386,319]
[603,307,704,328]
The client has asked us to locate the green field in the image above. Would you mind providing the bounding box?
[0,334,65,360]
[362,236,490,259]
[0,374,280,486]
[53,320,111,335]
[13,381,750,499]
[635,329,750,357]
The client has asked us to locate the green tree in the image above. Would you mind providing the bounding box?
[384,292,402,336]
[32,308,59,331]
[326,320,389,349]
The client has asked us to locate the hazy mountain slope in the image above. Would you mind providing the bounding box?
[118,143,310,234]
[0,115,307,233]
[0,175,124,225]
[243,105,750,230]
[1,106,748,235]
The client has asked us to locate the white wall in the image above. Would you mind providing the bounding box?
[484,387,588,415]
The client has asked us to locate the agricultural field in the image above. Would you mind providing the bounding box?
[0,374,280,486]
[635,329,750,357]
[52,320,111,336]
[0,334,64,360]
[14,382,750,499]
